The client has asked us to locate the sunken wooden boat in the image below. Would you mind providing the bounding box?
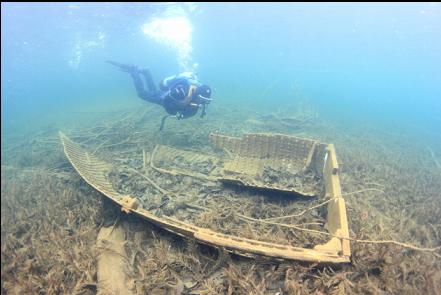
[59,131,350,263]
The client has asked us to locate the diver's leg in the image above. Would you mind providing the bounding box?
[140,69,157,92]
[130,71,149,98]
[107,60,146,96]
[131,72,164,105]
[107,61,162,105]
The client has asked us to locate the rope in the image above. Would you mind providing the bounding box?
[261,188,385,221]
[236,187,440,256]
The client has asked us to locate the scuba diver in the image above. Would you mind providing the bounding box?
[106,60,212,130]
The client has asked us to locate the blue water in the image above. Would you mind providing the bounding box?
[2,2,440,141]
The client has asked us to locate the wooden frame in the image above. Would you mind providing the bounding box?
[59,131,350,263]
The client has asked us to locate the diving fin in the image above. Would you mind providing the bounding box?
[106,60,139,73]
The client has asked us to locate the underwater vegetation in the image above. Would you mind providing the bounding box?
[2,2,441,294]
[1,103,440,294]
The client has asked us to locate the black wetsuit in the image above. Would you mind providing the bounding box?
[106,60,209,120]
[130,69,199,119]
[130,69,164,106]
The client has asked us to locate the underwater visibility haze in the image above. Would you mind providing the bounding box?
[1,2,441,294]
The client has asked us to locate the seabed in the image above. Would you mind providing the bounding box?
[1,103,440,294]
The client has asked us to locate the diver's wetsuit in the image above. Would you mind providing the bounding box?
[130,69,164,106]
[107,60,211,121]
[130,70,202,118]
